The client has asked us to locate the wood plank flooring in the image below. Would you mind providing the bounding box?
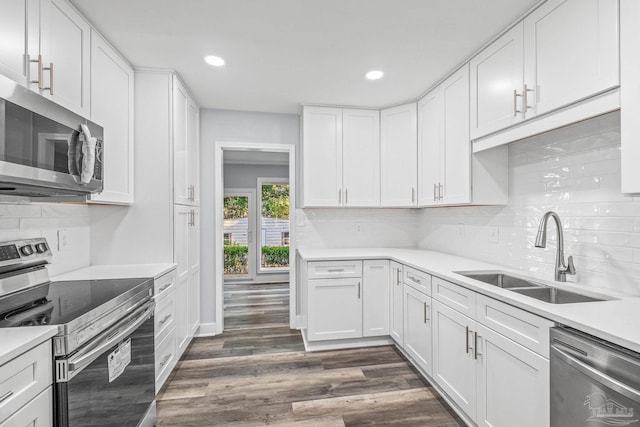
[156,282,464,426]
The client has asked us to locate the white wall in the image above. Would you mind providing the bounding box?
[419,111,640,296]
[200,109,299,324]
[0,202,90,276]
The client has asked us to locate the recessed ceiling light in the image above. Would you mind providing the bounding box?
[204,55,225,67]
[365,70,384,80]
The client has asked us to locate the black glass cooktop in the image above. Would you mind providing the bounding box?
[0,277,152,327]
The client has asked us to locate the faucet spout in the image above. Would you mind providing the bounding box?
[535,211,576,282]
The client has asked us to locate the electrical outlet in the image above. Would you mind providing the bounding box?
[355,223,362,232]
[457,224,465,238]
[488,226,499,244]
[57,229,69,252]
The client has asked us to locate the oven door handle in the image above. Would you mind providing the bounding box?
[66,302,154,376]
[551,345,640,402]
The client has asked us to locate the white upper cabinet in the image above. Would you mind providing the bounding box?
[0,0,36,84]
[420,65,471,206]
[302,106,343,207]
[470,24,524,140]
[342,109,380,207]
[173,75,200,206]
[38,0,91,116]
[523,0,619,118]
[621,0,640,193]
[302,106,380,207]
[380,103,417,207]
[88,30,134,205]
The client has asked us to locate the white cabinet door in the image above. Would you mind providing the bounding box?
[88,30,134,205]
[476,323,550,427]
[173,205,190,355]
[523,0,619,118]
[307,278,362,341]
[302,106,342,207]
[0,0,34,85]
[380,103,417,207]
[441,64,471,205]
[389,261,404,345]
[362,260,389,337]
[470,23,524,139]
[39,0,91,116]
[342,109,380,207]
[418,89,441,207]
[187,97,200,206]
[403,285,432,375]
[621,0,640,193]
[188,207,200,336]
[432,300,477,420]
[173,75,190,205]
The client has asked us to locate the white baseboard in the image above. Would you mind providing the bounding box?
[302,334,393,352]
[196,322,218,337]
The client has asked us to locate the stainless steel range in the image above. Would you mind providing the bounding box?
[0,238,156,427]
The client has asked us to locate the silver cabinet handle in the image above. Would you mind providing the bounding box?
[396,268,401,285]
[345,188,348,205]
[411,187,415,203]
[0,391,13,403]
[327,268,344,273]
[433,183,437,202]
[408,274,421,284]
[523,84,534,113]
[474,332,480,360]
[466,326,470,353]
[159,353,172,368]
[357,282,361,299]
[439,183,443,201]
[159,282,172,292]
[423,302,428,323]
[338,189,342,204]
[42,62,53,95]
[159,314,171,325]
[30,54,43,89]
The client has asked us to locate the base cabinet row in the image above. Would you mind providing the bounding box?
[304,259,552,427]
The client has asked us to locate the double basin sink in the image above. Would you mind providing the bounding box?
[456,271,609,304]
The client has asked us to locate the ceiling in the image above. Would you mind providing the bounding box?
[70,0,540,114]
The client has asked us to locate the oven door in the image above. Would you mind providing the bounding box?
[54,301,155,427]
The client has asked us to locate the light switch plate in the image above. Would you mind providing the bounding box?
[58,229,69,252]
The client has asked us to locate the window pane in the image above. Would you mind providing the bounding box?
[223,196,249,277]
[261,183,289,269]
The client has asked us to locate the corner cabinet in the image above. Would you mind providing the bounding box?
[380,103,417,207]
[88,30,134,205]
[302,106,380,207]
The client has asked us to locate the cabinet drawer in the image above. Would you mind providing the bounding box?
[476,294,554,358]
[0,341,52,424]
[154,270,176,298]
[403,266,432,295]
[307,260,363,279]
[154,290,176,342]
[0,386,52,427]
[155,328,177,392]
[433,276,476,318]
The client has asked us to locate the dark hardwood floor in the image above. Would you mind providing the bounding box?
[156,282,464,426]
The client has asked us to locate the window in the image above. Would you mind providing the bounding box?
[223,233,232,245]
[281,231,290,245]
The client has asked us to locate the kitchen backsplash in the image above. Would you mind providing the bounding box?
[296,208,419,249]
[0,202,90,276]
[418,111,640,296]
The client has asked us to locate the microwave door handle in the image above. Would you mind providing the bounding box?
[551,346,640,402]
[64,303,153,380]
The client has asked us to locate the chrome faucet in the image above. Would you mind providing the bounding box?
[535,211,576,282]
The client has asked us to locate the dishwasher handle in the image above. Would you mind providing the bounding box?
[551,345,640,402]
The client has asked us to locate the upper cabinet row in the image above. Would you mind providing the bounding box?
[0,0,136,205]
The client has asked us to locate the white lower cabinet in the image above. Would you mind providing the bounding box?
[362,260,390,337]
[432,279,551,427]
[403,284,433,375]
[153,269,177,392]
[475,323,549,427]
[308,277,363,341]
[389,261,404,345]
[0,387,52,427]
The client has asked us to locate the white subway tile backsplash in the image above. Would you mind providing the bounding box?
[420,111,640,296]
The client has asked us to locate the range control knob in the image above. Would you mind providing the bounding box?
[20,245,34,256]
[35,243,48,254]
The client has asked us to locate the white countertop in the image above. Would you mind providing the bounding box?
[0,326,58,366]
[52,263,176,281]
[298,248,640,354]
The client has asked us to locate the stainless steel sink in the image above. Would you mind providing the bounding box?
[456,270,610,304]
[510,287,606,304]
[461,272,545,289]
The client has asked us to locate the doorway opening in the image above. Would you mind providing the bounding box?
[215,142,296,335]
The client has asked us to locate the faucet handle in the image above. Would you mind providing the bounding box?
[566,255,576,275]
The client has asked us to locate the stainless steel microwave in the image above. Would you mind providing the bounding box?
[0,74,103,197]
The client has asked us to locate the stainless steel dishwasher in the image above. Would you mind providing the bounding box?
[550,327,640,427]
